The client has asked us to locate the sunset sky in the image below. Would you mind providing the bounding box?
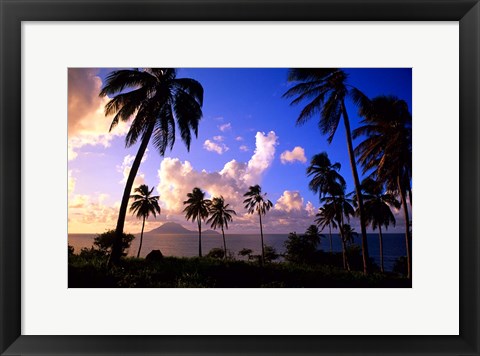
[68,68,411,234]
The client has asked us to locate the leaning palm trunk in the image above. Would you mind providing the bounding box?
[341,101,370,274]
[398,176,412,279]
[197,218,202,257]
[137,216,146,258]
[378,225,384,273]
[110,121,155,265]
[221,227,227,260]
[258,211,265,265]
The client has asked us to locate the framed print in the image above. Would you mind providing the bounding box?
[1,0,479,355]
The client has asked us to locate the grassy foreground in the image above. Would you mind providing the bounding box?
[68,254,411,288]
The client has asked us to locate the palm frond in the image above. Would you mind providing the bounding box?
[100,69,155,97]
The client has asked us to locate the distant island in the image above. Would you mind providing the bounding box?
[147,222,220,235]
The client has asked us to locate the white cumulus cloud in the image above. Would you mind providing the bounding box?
[274,190,304,212]
[280,146,307,164]
[203,140,229,154]
[157,131,279,215]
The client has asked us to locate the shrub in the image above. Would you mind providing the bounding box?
[93,229,135,256]
[206,247,225,259]
[264,245,279,263]
[238,248,254,260]
[68,244,75,256]
[79,247,108,259]
[284,232,319,264]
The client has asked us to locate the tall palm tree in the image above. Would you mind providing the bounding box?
[129,184,161,258]
[353,95,412,277]
[322,192,355,271]
[243,185,273,265]
[100,68,204,264]
[207,196,237,259]
[283,68,370,274]
[307,152,346,198]
[357,178,400,272]
[315,205,338,253]
[183,187,211,257]
[307,151,344,254]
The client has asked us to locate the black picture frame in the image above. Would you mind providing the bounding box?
[1,0,479,355]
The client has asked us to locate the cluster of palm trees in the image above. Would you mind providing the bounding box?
[183,188,236,259]
[182,184,274,265]
[308,153,399,272]
[128,184,274,264]
[284,69,412,277]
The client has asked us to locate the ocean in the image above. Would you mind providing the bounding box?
[68,232,408,272]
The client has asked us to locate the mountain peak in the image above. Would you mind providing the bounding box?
[148,222,219,235]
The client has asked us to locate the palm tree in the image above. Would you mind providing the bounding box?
[283,68,370,274]
[315,205,338,253]
[341,224,358,244]
[307,152,346,198]
[353,95,412,277]
[183,187,211,257]
[357,178,400,272]
[307,151,345,254]
[207,196,237,259]
[305,224,322,249]
[322,192,355,271]
[243,185,273,265]
[129,184,161,258]
[100,68,204,264]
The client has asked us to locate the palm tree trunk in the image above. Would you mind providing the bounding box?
[329,223,333,253]
[258,211,265,265]
[137,216,146,258]
[341,237,350,271]
[222,227,227,260]
[339,216,350,271]
[110,121,155,266]
[198,218,202,257]
[398,175,412,279]
[378,225,384,273]
[341,101,369,274]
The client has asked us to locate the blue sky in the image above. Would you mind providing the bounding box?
[68,68,411,234]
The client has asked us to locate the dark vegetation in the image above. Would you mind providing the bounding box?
[68,252,410,288]
[68,229,410,288]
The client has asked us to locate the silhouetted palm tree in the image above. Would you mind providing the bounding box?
[315,205,338,253]
[100,68,204,264]
[341,224,358,244]
[283,68,370,274]
[183,187,211,257]
[207,196,236,259]
[305,224,322,249]
[129,184,161,258]
[307,152,346,199]
[357,178,400,272]
[243,185,273,265]
[354,95,412,277]
[322,191,355,271]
